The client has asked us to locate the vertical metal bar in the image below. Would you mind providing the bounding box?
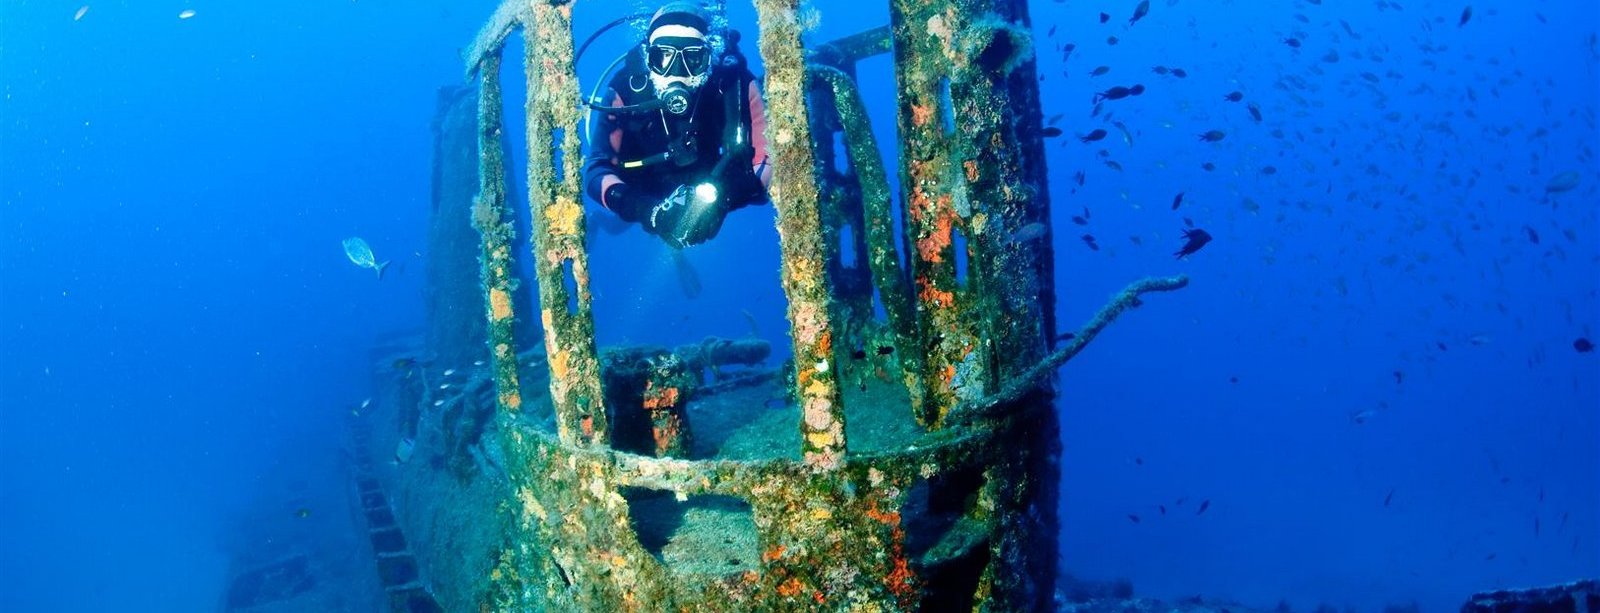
[927,2,1057,608]
[523,3,609,447]
[889,0,987,429]
[753,0,847,470]
[809,66,924,413]
[943,3,1049,381]
[473,51,528,418]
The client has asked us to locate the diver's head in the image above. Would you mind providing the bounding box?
[645,2,716,105]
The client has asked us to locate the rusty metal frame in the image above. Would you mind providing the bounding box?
[457,1,1187,610]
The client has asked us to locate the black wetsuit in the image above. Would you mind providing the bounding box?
[582,53,770,224]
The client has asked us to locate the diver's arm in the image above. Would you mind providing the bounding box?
[583,89,650,222]
[747,80,773,189]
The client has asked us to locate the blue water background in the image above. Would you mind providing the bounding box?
[2,0,1596,611]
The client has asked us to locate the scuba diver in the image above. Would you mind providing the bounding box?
[582,2,772,249]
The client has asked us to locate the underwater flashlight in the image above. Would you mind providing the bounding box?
[693,182,719,204]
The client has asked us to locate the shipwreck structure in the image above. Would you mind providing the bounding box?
[353,1,1187,611]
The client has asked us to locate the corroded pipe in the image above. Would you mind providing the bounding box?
[947,275,1191,427]
[754,0,847,471]
[523,3,608,448]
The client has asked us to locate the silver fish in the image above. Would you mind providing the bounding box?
[394,437,415,464]
[1012,222,1048,243]
[342,237,390,279]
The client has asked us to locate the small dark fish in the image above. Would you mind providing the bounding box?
[1094,85,1144,103]
[1151,65,1169,75]
[1283,37,1302,48]
[1104,160,1123,171]
[1042,126,1064,138]
[1106,35,1119,45]
[1174,227,1211,258]
[1133,456,1143,465]
[1228,376,1238,384]
[1081,234,1100,251]
[1181,216,1194,228]
[1129,235,1142,246]
[1047,113,1064,125]
[1261,165,1277,175]
[876,345,894,356]
[1129,0,1150,26]
[1127,513,1142,524]
[1099,12,1110,23]
[1091,65,1111,76]
[1459,6,1472,27]
[1074,171,1086,186]
[1546,171,1580,193]
[1196,500,1211,515]
[851,349,867,360]
[1201,162,1216,171]
[1224,91,1244,102]
[1393,370,1404,384]
[1198,130,1226,142]
[1247,102,1263,123]
[1574,337,1595,353]
[1081,129,1108,143]
[1484,552,1496,561]
[1525,226,1540,244]
[1071,214,1089,225]
[1437,341,1449,351]
[1171,192,1185,210]
[1158,504,1167,515]
[1170,68,1187,78]
[1384,489,1395,507]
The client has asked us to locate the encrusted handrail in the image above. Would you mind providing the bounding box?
[471,51,528,417]
[464,0,531,79]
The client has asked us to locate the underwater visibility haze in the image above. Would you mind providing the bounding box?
[1,0,1596,611]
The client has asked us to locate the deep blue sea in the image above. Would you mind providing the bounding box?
[2,1,1595,611]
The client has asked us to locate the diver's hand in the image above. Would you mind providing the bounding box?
[668,186,729,247]
[644,185,693,248]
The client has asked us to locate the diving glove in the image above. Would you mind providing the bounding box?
[642,185,693,248]
[643,184,728,249]
[669,184,730,247]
